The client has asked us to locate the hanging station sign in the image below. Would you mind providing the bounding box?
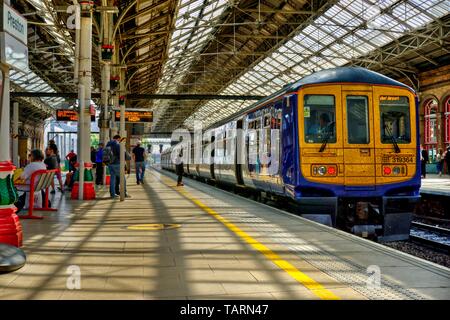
[114,111,153,123]
[56,109,95,122]
[1,3,27,45]
[0,3,28,71]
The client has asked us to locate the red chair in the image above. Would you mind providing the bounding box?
[17,169,58,219]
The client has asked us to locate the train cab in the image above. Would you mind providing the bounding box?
[294,68,420,240]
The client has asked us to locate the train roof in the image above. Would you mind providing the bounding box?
[206,67,414,129]
[288,67,412,91]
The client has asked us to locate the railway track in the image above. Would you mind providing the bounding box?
[410,221,450,253]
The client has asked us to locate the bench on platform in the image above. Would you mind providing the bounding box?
[17,169,59,219]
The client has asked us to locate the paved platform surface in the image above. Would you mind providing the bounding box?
[0,168,449,300]
[420,174,450,196]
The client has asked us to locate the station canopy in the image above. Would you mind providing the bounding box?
[10,0,450,129]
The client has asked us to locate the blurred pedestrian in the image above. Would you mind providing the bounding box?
[132,141,146,185]
[44,144,59,193]
[175,148,184,187]
[445,146,450,176]
[48,140,64,193]
[66,150,77,173]
[105,135,129,199]
[420,145,429,178]
[436,148,444,177]
[95,143,104,185]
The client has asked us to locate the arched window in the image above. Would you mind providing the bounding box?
[445,96,450,147]
[424,98,438,158]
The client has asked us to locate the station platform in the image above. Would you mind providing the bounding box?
[420,174,450,196]
[0,168,449,300]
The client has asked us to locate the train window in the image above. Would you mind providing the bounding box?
[264,114,271,127]
[304,95,336,143]
[271,110,282,129]
[380,96,411,144]
[346,96,369,144]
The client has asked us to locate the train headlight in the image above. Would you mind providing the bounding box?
[312,164,337,177]
[393,166,401,175]
[318,166,327,176]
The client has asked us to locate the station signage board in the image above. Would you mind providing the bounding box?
[56,109,95,122]
[0,3,28,70]
[1,3,28,45]
[114,111,153,123]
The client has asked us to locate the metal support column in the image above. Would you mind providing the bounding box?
[71,0,95,200]
[119,68,126,201]
[99,0,113,145]
[0,64,10,163]
[78,84,85,200]
[12,102,19,167]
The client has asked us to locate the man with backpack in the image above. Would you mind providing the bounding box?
[104,135,129,199]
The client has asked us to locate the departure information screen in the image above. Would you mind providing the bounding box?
[56,109,95,122]
[114,111,153,123]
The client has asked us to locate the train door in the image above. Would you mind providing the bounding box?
[269,105,283,194]
[281,95,295,193]
[342,90,375,188]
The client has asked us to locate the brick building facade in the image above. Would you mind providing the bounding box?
[409,65,450,161]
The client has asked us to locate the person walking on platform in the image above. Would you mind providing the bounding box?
[44,144,59,194]
[132,141,146,185]
[48,140,64,193]
[436,148,444,177]
[105,135,129,199]
[95,143,104,185]
[175,148,184,187]
[420,145,429,178]
[90,146,97,168]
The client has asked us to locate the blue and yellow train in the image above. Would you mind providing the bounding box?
[162,67,420,241]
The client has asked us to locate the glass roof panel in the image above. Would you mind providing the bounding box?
[184,0,448,128]
[157,0,230,98]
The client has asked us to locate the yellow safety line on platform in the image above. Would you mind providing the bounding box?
[157,174,340,300]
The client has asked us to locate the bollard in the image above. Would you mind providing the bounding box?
[0,161,22,247]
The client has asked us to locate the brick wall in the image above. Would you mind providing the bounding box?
[398,65,450,155]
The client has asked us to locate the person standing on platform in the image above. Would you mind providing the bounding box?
[445,146,450,176]
[105,135,129,199]
[132,141,146,185]
[48,140,64,193]
[436,148,444,177]
[66,150,77,173]
[175,148,184,187]
[44,144,59,194]
[95,143,104,185]
[90,146,97,168]
[420,145,429,178]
